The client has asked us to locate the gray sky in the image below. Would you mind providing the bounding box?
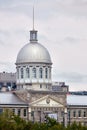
[0,0,87,91]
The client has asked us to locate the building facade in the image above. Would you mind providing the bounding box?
[0,27,87,126]
[14,28,68,126]
[0,92,28,120]
[67,95,87,125]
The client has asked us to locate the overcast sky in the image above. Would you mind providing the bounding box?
[0,0,87,91]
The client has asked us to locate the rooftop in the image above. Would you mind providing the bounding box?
[67,94,87,106]
[0,92,27,105]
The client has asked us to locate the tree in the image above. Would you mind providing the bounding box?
[45,116,57,127]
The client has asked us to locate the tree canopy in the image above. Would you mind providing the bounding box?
[0,109,87,130]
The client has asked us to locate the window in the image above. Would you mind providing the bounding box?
[32,33,36,40]
[7,82,11,87]
[46,85,47,88]
[78,110,81,117]
[68,111,70,118]
[39,68,43,78]
[21,68,24,79]
[17,68,19,79]
[84,111,86,117]
[12,109,15,115]
[45,68,48,79]
[49,68,51,79]
[32,67,36,78]
[61,111,64,117]
[18,109,21,116]
[40,84,42,88]
[24,109,27,117]
[31,111,34,116]
[26,67,30,78]
[0,109,3,114]
[73,111,76,117]
[0,82,3,88]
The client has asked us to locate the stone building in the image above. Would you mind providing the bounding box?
[0,26,87,126]
[67,95,87,125]
[0,92,28,120]
[15,28,68,126]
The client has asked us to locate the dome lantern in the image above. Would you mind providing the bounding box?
[30,30,38,42]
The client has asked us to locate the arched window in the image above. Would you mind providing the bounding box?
[49,67,51,79]
[26,67,30,78]
[40,84,42,88]
[32,67,36,78]
[39,68,43,78]
[17,68,19,79]
[73,111,76,117]
[83,111,86,117]
[18,109,21,116]
[78,110,81,117]
[24,109,27,117]
[21,68,24,79]
[45,68,48,79]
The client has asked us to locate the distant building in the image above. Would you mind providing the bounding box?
[0,72,16,91]
[69,91,87,95]
[52,82,69,92]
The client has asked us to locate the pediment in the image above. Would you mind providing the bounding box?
[30,95,64,107]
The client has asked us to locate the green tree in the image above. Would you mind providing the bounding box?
[45,116,57,127]
[0,109,16,130]
[1,109,87,130]
[49,124,65,130]
[23,121,33,130]
[31,122,41,130]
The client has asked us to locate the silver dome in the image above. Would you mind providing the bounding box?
[16,42,52,64]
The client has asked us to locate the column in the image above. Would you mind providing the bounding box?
[37,67,39,82]
[29,108,32,121]
[64,107,68,127]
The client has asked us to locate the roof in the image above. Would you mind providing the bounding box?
[16,42,52,64]
[0,92,27,105]
[67,95,87,106]
[16,30,52,64]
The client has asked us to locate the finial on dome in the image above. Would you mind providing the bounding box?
[30,6,38,42]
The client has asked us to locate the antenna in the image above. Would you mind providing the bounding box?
[33,6,34,30]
